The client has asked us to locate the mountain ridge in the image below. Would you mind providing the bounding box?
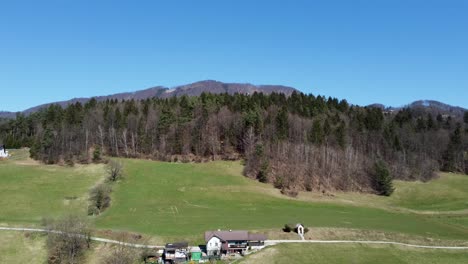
[1,81,466,118]
[367,100,467,117]
[0,80,297,118]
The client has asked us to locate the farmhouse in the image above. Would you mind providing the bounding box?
[204,230,267,256]
[0,145,8,158]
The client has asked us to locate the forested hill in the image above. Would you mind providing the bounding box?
[0,80,297,118]
[1,92,467,195]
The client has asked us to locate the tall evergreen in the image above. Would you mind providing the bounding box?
[276,106,289,140]
[373,160,394,196]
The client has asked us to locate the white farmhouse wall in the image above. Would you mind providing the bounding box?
[206,236,221,255]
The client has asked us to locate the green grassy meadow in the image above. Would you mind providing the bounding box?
[241,243,468,264]
[0,231,47,263]
[0,149,104,224]
[1,149,468,262]
[94,158,468,242]
[391,173,468,211]
[1,149,468,244]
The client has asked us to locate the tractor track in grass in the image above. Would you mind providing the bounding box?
[1,226,468,250]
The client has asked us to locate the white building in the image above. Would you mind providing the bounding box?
[206,235,222,256]
[204,230,267,256]
[0,146,8,158]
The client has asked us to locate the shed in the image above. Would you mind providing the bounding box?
[190,247,202,262]
[163,242,189,262]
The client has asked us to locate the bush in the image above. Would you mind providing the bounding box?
[45,215,91,264]
[88,183,111,215]
[101,246,138,264]
[373,160,395,196]
[280,188,298,197]
[107,160,123,182]
[273,175,284,189]
[93,146,102,162]
[282,224,293,233]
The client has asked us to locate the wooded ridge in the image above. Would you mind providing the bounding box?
[1,91,467,195]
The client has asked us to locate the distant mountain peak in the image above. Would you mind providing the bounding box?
[367,100,467,118]
[0,80,299,118]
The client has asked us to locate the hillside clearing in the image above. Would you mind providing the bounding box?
[95,158,468,242]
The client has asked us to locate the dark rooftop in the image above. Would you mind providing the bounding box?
[165,242,188,249]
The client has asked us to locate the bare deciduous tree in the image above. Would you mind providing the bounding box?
[100,233,147,264]
[46,215,91,264]
[107,160,123,182]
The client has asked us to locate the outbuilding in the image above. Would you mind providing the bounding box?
[163,242,189,264]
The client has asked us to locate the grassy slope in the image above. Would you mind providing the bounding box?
[241,243,468,264]
[312,173,468,212]
[391,173,468,211]
[1,150,468,262]
[0,231,47,263]
[95,159,468,242]
[0,149,104,224]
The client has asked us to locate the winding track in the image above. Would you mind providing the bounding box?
[0,227,162,249]
[2,226,468,250]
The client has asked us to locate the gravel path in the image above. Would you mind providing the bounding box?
[2,226,468,250]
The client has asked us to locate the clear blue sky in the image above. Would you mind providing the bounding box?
[1,0,467,112]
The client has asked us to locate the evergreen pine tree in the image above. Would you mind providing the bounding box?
[276,106,289,140]
[310,120,324,145]
[334,121,346,149]
[373,160,394,196]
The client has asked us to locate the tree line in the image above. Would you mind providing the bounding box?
[1,92,467,195]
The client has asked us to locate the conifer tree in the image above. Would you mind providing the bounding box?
[373,160,394,196]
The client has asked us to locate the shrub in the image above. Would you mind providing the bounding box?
[65,158,75,167]
[280,188,298,197]
[93,146,102,162]
[88,183,111,215]
[282,224,293,233]
[45,215,91,264]
[273,175,284,189]
[107,160,123,182]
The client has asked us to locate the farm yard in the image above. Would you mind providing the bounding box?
[1,149,468,263]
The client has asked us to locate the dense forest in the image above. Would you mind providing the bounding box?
[1,92,467,195]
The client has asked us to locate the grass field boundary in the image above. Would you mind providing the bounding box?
[2,226,468,250]
[0,226,163,249]
[265,240,468,250]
